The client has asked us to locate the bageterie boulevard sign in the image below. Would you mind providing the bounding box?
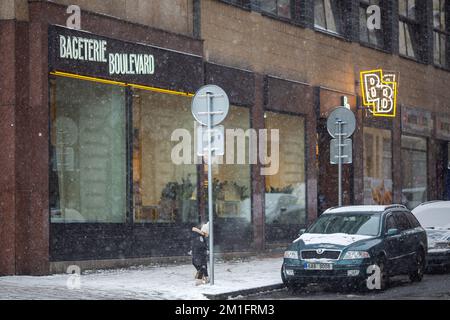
[49,25,203,93]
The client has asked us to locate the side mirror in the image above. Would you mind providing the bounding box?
[297,229,306,237]
[386,228,399,236]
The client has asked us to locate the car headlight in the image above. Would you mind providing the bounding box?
[284,251,299,259]
[342,251,370,260]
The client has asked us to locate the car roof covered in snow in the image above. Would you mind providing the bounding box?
[412,201,450,211]
[323,205,406,214]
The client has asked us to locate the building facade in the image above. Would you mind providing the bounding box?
[1,0,449,275]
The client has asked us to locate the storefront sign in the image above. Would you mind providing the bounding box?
[436,114,450,141]
[402,107,433,137]
[49,25,203,93]
[360,69,398,117]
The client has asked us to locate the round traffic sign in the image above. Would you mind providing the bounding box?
[191,85,230,126]
[326,107,356,138]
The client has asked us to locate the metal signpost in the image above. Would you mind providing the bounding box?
[326,107,356,206]
[191,85,229,285]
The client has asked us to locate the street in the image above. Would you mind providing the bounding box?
[239,273,450,300]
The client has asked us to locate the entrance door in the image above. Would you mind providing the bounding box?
[317,119,353,214]
[436,141,450,200]
[446,144,450,200]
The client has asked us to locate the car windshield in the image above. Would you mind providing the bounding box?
[307,213,381,236]
[413,208,450,229]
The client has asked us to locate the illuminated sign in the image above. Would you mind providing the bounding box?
[360,69,398,117]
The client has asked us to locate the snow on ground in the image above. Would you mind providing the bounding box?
[0,257,283,300]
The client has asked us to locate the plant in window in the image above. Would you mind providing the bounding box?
[266,185,294,194]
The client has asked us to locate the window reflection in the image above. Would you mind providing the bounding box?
[260,0,292,19]
[208,106,251,222]
[401,135,428,210]
[433,0,448,67]
[265,112,306,228]
[314,0,344,35]
[363,127,393,205]
[133,90,198,223]
[359,0,384,48]
[50,77,127,223]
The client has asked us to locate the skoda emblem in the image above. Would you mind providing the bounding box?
[316,249,325,255]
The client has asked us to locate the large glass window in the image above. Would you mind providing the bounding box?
[401,135,428,209]
[433,0,449,68]
[132,90,198,223]
[264,112,306,229]
[50,77,127,223]
[359,0,384,48]
[398,0,422,59]
[210,106,251,223]
[363,127,393,205]
[260,0,292,19]
[314,0,345,35]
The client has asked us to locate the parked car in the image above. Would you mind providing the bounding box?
[281,205,427,291]
[412,201,450,271]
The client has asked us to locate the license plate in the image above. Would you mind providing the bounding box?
[304,263,333,270]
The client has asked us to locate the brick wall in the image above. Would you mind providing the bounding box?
[1,0,193,35]
[202,0,450,114]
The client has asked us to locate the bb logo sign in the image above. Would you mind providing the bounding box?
[360,69,398,118]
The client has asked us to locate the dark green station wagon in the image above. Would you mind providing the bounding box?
[281,205,428,291]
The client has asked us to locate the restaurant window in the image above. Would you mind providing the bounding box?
[398,0,422,60]
[210,106,251,220]
[260,0,292,19]
[265,112,306,234]
[314,0,345,35]
[433,0,449,68]
[132,90,198,223]
[363,127,393,205]
[401,135,428,209]
[50,77,127,223]
[359,0,384,48]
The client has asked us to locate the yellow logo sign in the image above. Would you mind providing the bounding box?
[360,70,398,117]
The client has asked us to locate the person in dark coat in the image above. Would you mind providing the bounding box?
[191,222,209,285]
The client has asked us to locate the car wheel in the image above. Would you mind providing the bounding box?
[409,251,425,282]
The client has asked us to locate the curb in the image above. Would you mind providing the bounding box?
[203,283,285,300]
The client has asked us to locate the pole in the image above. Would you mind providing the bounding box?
[206,92,214,285]
[338,120,342,207]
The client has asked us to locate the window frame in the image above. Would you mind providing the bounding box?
[259,0,295,20]
[433,0,450,69]
[314,0,348,37]
[398,0,428,62]
[359,0,387,50]
[263,109,308,239]
[218,0,252,10]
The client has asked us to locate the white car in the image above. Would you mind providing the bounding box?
[412,201,450,271]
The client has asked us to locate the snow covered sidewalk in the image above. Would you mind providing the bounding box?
[0,256,284,300]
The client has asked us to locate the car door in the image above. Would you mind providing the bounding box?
[392,211,415,272]
[384,213,403,273]
[404,210,425,253]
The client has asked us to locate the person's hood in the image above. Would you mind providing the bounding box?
[201,222,209,236]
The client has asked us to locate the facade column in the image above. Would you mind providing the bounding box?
[392,106,403,204]
[251,73,265,251]
[0,20,17,276]
[14,1,49,275]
